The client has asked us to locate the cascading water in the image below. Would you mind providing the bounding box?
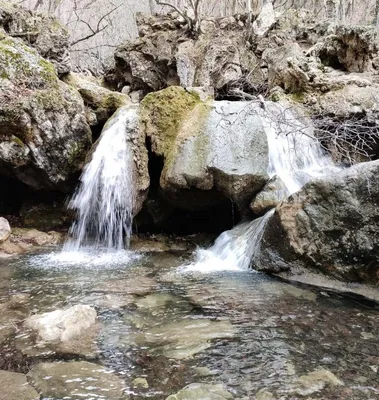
[184,102,336,273]
[64,106,137,252]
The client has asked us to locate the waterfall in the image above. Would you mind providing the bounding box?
[64,106,137,252]
[183,103,335,273]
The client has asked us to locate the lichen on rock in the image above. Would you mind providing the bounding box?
[0,34,92,191]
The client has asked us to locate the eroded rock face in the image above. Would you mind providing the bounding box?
[0,1,71,73]
[255,160,379,284]
[0,34,92,191]
[309,26,379,73]
[114,14,264,96]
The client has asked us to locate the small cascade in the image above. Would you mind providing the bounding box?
[264,108,334,193]
[64,106,137,252]
[185,103,336,273]
[182,210,274,273]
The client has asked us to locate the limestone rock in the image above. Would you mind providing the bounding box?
[114,17,264,95]
[250,176,288,215]
[253,2,277,37]
[142,87,314,214]
[255,160,379,284]
[27,361,127,400]
[62,72,131,128]
[0,371,39,400]
[0,35,91,191]
[0,228,63,256]
[25,304,97,342]
[309,25,379,73]
[0,1,71,73]
[166,383,233,400]
[0,217,11,243]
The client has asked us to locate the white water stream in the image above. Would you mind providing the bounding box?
[64,106,137,252]
[184,105,336,273]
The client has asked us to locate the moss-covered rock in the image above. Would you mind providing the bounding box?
[0,34,91,191]
[139,87,274,213]
[141,86,203,158]
[0,1,70,73]
[62,72,131,128]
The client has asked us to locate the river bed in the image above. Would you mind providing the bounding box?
[0,248,378,399]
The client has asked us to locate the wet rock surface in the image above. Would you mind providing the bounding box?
[255,160,379,284]
[62,72,131,129]
[0,370,39,400]
[0,227,64,257]
[0,250,378,399]
[27,361,127,399]
[166,383,233,400]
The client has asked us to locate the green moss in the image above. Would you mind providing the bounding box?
[11,135,24,147]
[140,86,202,158]
[289,91,305,103]
[0,36,57,86]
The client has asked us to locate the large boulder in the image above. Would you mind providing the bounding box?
[255,160,379,284]
[141,87,317,214]
[0,1,71,73]
[0,34,92,190]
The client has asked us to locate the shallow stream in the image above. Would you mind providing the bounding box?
[0,248,379,399]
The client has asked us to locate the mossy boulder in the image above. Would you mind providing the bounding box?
[62,72,131,128]
[140,86,271,213]
[0,35,91,191]
[0,1,70,73]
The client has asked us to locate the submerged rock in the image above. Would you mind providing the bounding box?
[288,369,343,396]
[25,304,97,342]
[166,383,233,400]
[27,361,127,399]
[255,160,379,284]
[135,318,236,359]
[0,217,11,243]
[0,34,91,191]
[0,370,39,400]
